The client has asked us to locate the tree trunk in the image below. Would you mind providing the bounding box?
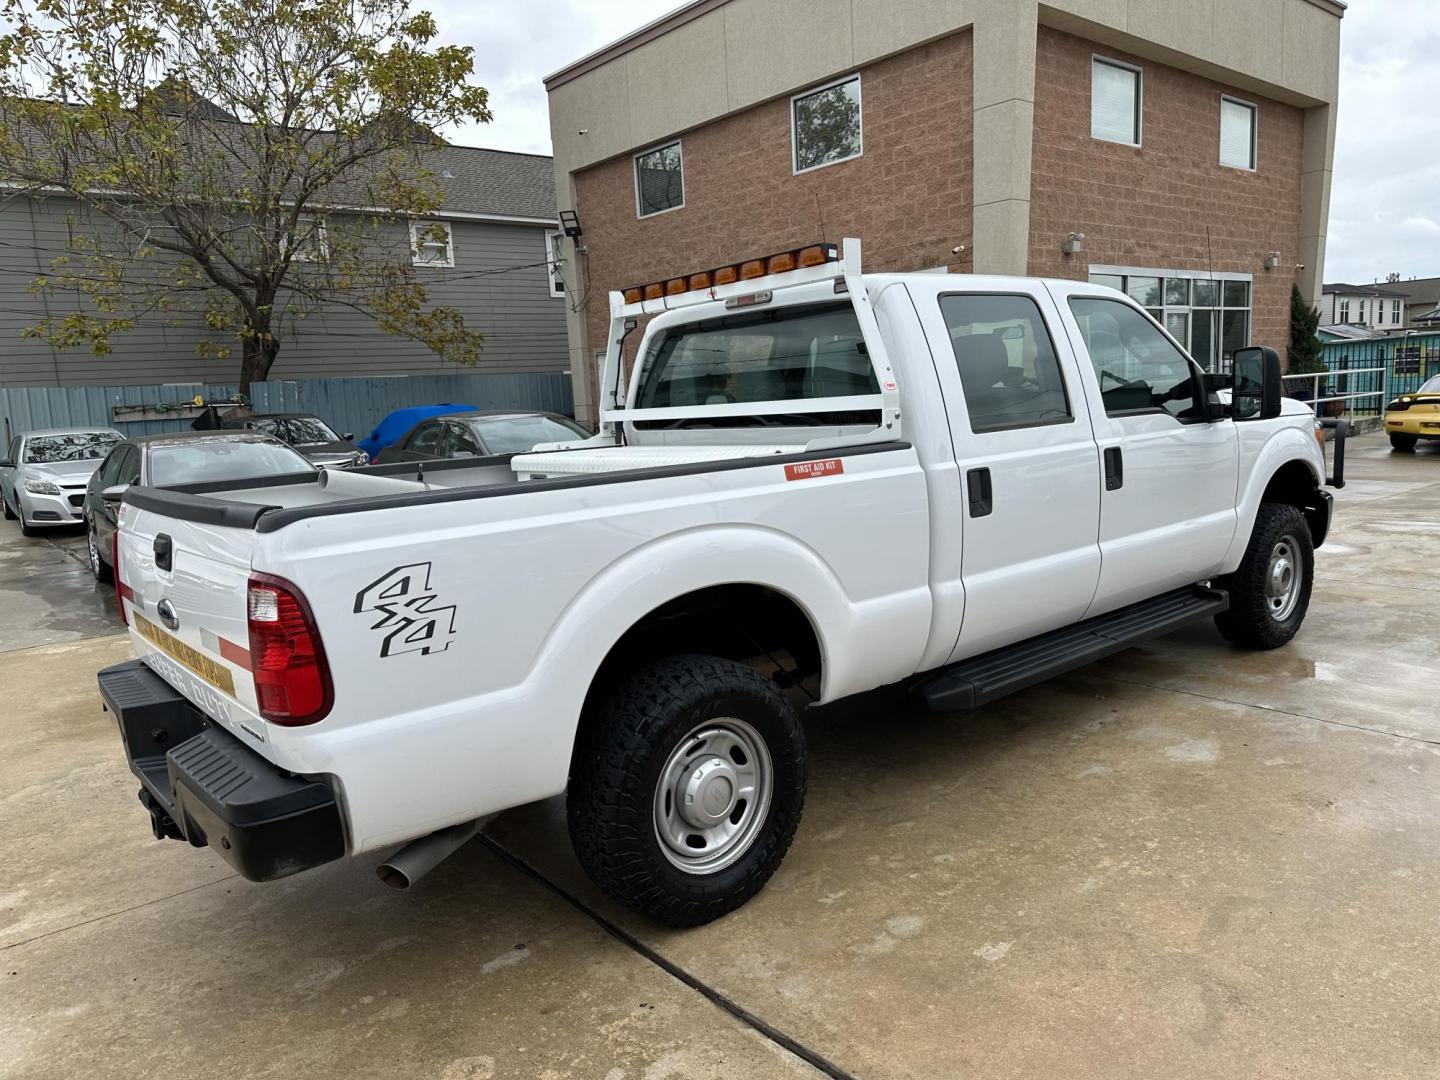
[239,335,280,399]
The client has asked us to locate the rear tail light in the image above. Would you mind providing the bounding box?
[247,573,332,726]
[113,528,131,626]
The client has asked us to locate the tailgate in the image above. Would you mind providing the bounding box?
[117,505,271,755]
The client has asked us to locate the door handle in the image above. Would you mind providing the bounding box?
[966,467,993,517]
[1104,446,1124,491]
[154,533,173,573]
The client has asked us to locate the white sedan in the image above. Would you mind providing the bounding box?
[0,428,125,537]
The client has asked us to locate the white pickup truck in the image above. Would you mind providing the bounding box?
[99,240,1340,926]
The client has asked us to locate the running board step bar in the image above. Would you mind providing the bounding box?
[913,586,1229,712]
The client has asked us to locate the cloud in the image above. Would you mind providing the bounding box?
[434,0,1437,281]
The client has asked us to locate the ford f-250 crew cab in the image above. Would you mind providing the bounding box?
[99,239,1340,926]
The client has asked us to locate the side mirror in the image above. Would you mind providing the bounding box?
[1231,346,1283,421]
[101,484,129,503]
[342,432,354,441]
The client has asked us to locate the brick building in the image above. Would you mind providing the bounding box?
[545,0,1343,424]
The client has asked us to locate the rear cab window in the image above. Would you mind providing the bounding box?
[631,301,879,428]
[1067,297,1204,420]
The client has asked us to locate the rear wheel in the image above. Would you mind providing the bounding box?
[1390,433,1418,451]
[87,519,112,583]
[567,654,806,927]
[1214,503,1313,650]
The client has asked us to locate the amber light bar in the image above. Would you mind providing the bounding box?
[622,242,838,305]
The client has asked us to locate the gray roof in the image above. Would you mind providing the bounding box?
[427,145,556,220]
[1382,276,1440,306]
[3,104,555,221]
[1322,283,1409,298]
[1317,323,1388,340]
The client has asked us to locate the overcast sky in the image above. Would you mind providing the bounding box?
[436,0,1439,285]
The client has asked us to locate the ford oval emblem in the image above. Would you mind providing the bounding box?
[156,598,180,631]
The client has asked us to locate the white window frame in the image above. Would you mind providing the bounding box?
[791,73,864,175]
[1091,56,1142,147]
[1219,94,1258,171]
[286,215,329,263]
[1338,298,1350,323]
[633,139,685,219]
[409,220,455,269]
[1393,299,1402,322]
[545,229,565,298]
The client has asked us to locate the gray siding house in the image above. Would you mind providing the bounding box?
[0,145,569,387]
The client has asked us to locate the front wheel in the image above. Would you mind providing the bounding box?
[567,654,806,927]
[16,497,38,538]
[1214,503,1314,650]
[1390,433,1418,452]
[1,489,14,521]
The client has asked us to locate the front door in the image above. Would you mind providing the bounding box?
[910,282,1104,660]
[1053,290,1238,615]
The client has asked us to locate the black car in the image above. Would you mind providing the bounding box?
[220,412,368,469]
[375,409,589,464]
[83,431,316,582]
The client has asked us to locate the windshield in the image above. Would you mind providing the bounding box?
[23,432,122,463]
[252,416,341,444]
[632,302,879,426]
[1420,375,1440,394]
[148,438,315,487]
[473,415,587,455]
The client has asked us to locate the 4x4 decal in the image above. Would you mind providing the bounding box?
[353,563,457,658]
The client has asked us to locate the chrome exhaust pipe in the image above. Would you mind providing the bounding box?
[376,816,492,889]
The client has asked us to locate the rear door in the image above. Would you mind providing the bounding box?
[1053,290,1238,614]
[908,280,1104,660]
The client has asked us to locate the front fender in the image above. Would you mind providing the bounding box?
[1220,424,1326,574]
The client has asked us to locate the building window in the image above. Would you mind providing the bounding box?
[1393,299,1402,322]
[286,215,329,262]
[1088,266,1253,372]
[1219,96,1257,170]
[1091,57,1141,146]
[634,141,684,218]
[410,220,454,268]
[792,74,863,173]
[545,230,565,298]
[1338,298,1350,324]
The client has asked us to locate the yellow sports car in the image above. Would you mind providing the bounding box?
[1386,374,1440,451]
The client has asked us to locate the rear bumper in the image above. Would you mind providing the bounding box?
[98,659,344,881]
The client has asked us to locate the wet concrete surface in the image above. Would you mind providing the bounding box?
[3,433,1439,1078]
[0,523,117,650]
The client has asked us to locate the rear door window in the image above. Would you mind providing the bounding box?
[939,294,1072,432]
[1068,297,1202,420]
[406,422,446,456]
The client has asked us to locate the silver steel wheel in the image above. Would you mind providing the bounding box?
[1265,536,1301,622]
[653,717,772,876]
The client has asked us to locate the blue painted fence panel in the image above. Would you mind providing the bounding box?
[0,372,574,442]
[1320,332,1440,410]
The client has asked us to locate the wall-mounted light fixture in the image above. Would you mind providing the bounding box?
[559,209,583,240]
[1263,251,1282,271]
[1061,232,1085,255]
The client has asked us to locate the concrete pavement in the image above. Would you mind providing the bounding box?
[2,434,1439,1078]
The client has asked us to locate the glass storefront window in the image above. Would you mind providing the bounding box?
[1087,269,1252,372]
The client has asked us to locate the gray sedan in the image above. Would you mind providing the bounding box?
[0,428,125,537]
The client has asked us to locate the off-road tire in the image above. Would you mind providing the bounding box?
[1214,502,1313,650]
[1390,433,1418,452]
[567,654,806,927]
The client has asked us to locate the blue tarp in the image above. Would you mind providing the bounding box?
[357,403,476,459]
